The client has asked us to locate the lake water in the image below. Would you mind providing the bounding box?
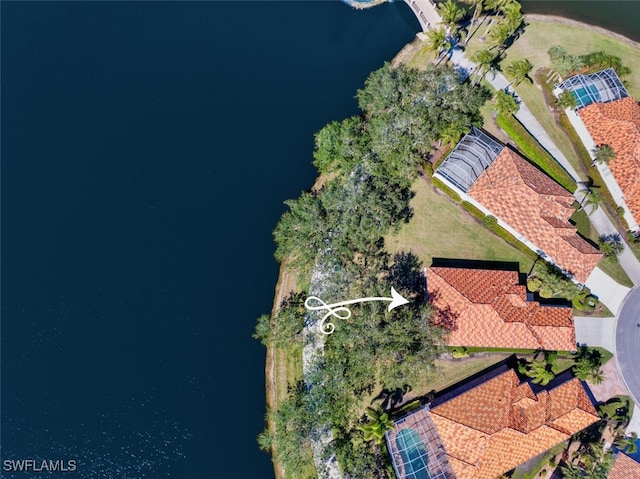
[521,1,640,42]
[1,2,637,478]
[0,2,419,478]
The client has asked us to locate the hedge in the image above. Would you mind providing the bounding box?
[497,114,577,193]
[461,200,485,220]
[431,176,461,203]
[488,222,539,260]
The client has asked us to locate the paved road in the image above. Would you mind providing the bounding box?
[616,286,640,407]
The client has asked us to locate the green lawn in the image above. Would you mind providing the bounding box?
[385,177,534,273]
[465,18,640,182]
[570,207,597,241]
[400,353,511,404]
[496,113,576,192]
[597,256,634,288]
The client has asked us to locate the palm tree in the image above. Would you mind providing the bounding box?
[556,90,578,110]
[592,144,616,165]
[615,432,639,454]
[470,48,497,84]
[579,187,602,215]
[440,120,468,147]
[505,59,533,86]
[464,0,486,40]
[487,22,512,50]
[484,0,511,14]
[358,407,394,445]
[494,89,519,115]
[599,233,624,258]
[437,0,466,30]
[588,367,605,385]
[422,26,449,59]
[501,1,524,34]
[560,463,586,479]
[525,359,555,386]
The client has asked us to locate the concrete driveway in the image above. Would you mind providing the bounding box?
[616,286,640,408]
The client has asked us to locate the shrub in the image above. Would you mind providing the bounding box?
[461,201,485,220]
[539,285,554,298]
[483,215,498,228]
[451,346,469,358]
[572,294,585,311]
[527,277,542,292]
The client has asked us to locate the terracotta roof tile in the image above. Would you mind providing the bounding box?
[551,408,603,436]
[431,370,516,435]
[447,456,477,479]
[430,413,488,466]
[428,267,576,351]
[608,453,640,479]
[466,149,602,282]
[429,267,517,303]
[426,370,600,479]
[578,97,640,226]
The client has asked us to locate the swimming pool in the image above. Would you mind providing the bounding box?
[572,83,601,107]
[395,428,431,479]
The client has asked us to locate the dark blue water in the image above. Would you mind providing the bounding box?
[0,2,419,478]
[520,1,640,42]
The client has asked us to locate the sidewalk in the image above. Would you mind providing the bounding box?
[574,189,640,284]
[450,48,581,181]
[450,47,640,288]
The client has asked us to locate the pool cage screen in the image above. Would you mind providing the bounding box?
[385,406,456,479]
[435,127,504,193]
[558,68,629,109]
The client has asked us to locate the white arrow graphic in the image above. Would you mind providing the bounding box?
[304,287,410,335]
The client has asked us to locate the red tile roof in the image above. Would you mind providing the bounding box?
[578,96,640,226]
[466,149,602,282]
[430,370,600,479]
[428,266,576,351]
[608,453,640,479]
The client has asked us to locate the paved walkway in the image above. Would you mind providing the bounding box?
[403,0,441,31]
[574,314,618,353]
[450,46,640,292]
[574,190,640,285]
[584,267,631,315]
[587,358,630,403]
[450,48,581,181]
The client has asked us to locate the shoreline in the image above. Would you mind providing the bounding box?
[262,8,640,479]
[265,260,291,479]
[524,13,640,50]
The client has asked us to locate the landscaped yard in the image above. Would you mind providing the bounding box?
[385,176,535,273]
[399,353,511,404]
[464,18,640,179]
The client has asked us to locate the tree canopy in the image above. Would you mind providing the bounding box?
[262,62,490,478]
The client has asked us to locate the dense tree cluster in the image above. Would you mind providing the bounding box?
[259,62,490,478]
[548,46,631,77]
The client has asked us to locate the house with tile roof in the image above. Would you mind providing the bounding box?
[386,364,600,479]
[558,68,640,231]
[434,127,602,283]
[608,452,640,479]
[427,266,576,351]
